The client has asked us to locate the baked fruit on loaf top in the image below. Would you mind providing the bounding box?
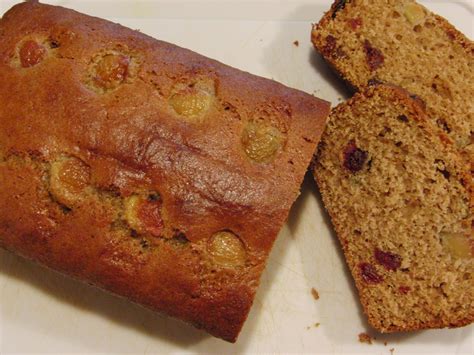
[311,0,474,172]
[314,84,474,332]
[0,1,330,342]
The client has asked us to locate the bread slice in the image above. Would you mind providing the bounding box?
[311,0,474,172]
[314,84,474,332]
[0,1,330,342]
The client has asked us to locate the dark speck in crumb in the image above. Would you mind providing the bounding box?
[148,193,160,201]
[140,239,149,249]
[293,40,299,47]
[397,114,408,122]
[332,0,348,18]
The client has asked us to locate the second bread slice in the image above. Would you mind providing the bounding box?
[314,84,473,332]
[311,0,474,172]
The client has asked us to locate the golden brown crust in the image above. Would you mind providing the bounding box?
[0,1,330,342]
[314,85,474,332]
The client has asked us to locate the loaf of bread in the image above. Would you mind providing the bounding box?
[314,84,473,332]
[0,1,330,342]
[311,0,474,172]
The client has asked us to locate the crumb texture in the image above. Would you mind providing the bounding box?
[314,85,474,332]
[0,1,330,342]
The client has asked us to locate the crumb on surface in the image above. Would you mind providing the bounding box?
[389,348,395,355]
[358,332,374,345]
[384,341,388,346]
[293,40,299,47]
[311,287,320,300]
[306,322,321,330]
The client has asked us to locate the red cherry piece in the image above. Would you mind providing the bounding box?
[375,248,402,271]
[359,262,383,284]
[19,40,46,68]
[137,199,164,237]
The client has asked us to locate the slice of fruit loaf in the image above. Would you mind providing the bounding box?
[311,0,474,172]
[314,84,474,332]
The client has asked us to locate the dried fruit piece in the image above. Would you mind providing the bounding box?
[359,263,383,284]
[19,40,46,68]
[399,286,411,294]
[322,35,346,59]
[169,78,215,119]
[374,248,402,271]
[403,3,425,26]
[445,28,457,41]
[441,231,473,259]
[241,120,284,163]
[170,88,213,118]
[208,231,246,268]
[93,54,130,90]
[124,194,164,237]
[343,140,368,173]
[50,156,90,206]
[364,40,384,71]
[322,35,337,57]
[348,18,362,30]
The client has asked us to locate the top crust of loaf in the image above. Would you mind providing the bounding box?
[314,84,474,332]
[311,0,474,173]
[0,1,330,341]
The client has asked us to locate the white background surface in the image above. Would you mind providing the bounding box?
[0,0,473,354]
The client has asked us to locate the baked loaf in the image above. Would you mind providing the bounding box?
[0,1,330,342]
[311,0,474,172]
[314,84,474,332]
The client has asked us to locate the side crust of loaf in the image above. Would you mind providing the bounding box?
[0,1,330,341]
[314,84,474,332]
